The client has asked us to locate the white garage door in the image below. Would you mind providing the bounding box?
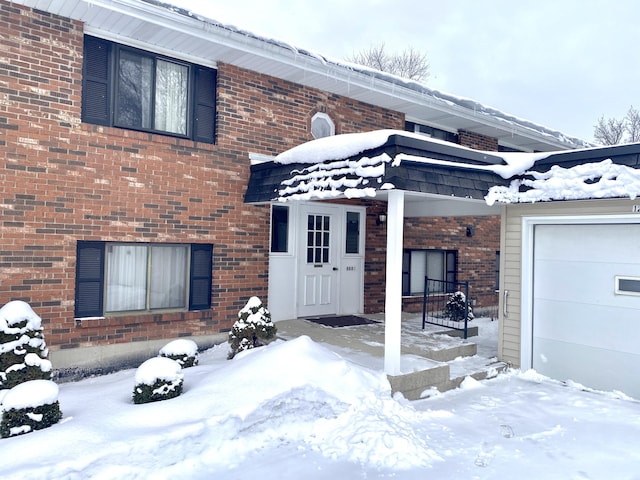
[533,223,640,398]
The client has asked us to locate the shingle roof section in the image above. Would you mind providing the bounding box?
[245,134,509,203]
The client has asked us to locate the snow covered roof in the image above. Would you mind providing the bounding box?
[245,131,511,204]
[487,142,640,205]
[245,131,640,206]
[12,0,591,152]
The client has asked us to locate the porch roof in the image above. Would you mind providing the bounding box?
[244,130,512,211]
[246,132,640,208]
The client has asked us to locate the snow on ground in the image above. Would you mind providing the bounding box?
[1,319,639,479]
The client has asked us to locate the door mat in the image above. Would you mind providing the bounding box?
[304,315,379,328]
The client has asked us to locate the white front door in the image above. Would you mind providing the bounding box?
[298,204,339,317]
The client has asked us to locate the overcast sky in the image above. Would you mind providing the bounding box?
[168,0,639,143]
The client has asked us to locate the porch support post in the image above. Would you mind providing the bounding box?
[384,190,404,375]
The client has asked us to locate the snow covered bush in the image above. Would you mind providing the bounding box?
[133,357,184,404]
[159,339,199,368]
[444,291,474,322]
[228,297,277,359]
[0,380,62,438]
[0,301,51,390]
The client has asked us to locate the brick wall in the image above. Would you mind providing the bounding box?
[360,202,500,315]
[401,215,500,313]
[0,1,405,354]
[458,130,499,151]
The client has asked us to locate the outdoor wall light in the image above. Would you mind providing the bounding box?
[466,225,475,237]
[377,213,387,226]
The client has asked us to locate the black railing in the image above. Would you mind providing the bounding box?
[421,278,471,339]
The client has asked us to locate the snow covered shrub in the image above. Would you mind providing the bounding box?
[0,301,51,390]
[444,291,474,322]
[228,296,277,359]
[133,357,184,404]
[0,380,62,438]
[159,339,199,368]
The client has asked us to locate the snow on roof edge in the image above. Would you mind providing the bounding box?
[152,0,591,150]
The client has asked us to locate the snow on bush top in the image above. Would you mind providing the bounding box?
[241,296,264,312]
[237,296,271,326]
[0,300,42,332]
[1,379,59,410]
[135,357,183,386]
[159,339,198,358]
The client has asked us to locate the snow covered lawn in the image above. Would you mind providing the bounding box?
[1,321,639,479]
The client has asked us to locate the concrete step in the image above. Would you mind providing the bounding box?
[388,361,508,400]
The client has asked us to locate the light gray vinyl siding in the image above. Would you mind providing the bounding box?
[498,198,640,368]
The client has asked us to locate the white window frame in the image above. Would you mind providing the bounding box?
[311,112,335,139]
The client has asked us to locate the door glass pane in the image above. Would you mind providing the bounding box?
[270,205,289,253]
[306,214,331,264]
[116,50,153,129]
[345,212,360,254]
[105,244,147,312]
[150,245,187,309]
[154,59,188,135]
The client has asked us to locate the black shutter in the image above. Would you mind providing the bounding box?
[189,244,213,310]
[75,241,105,317]
[193,66,216,143]
[82,36,111,126]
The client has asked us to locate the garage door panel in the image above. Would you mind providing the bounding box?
[533,337,640,398]
[534,260,640,306]
[534,299,640,354]
[535,224,640,264]
[533,223,640,398]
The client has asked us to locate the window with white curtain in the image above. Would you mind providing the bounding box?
[82,35,217,143]
[75,241,213,318]
[115,52,188,136]
[105,244,189,313]
[149,245,187,309]
[154,60,188,135]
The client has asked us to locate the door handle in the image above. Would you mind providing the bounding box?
[503,290,509,318]
[333,267,338,271]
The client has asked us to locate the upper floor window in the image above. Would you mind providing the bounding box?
[311,112,335,139]
[405,121,458,144]
[82,36,216,143]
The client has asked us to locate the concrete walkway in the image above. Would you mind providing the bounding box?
[276,314,505,400]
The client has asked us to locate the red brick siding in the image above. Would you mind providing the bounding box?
[356,200,500,315]
[401,215,500,313]
[0,0,406,352]
[458,130,499,151]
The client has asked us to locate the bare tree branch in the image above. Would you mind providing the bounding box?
[347,43,430,82]
[625,105,640,143]
[594,115,625,145]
